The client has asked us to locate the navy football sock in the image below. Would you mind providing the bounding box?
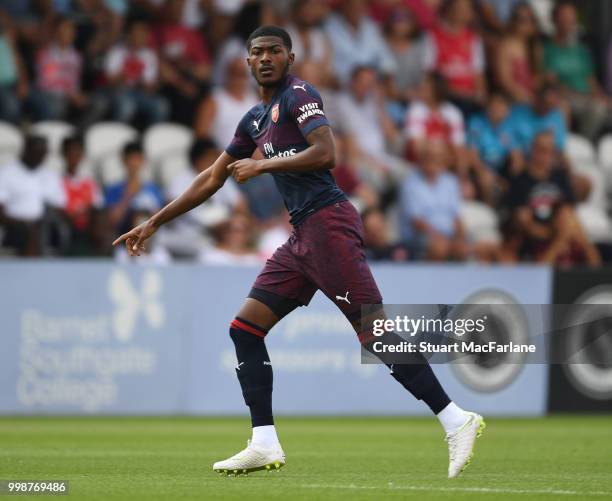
[362,331,451,414]
[229,318,274,427]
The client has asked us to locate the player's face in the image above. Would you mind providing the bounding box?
[247,37,294,88]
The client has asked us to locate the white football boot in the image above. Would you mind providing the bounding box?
[213,440,286,476]
[445,411,486,478]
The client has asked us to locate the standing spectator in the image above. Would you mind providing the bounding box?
[324,0,397,85]
[155,0,212,124]
[494,2,541,104]
[505,131,601,266]
[400,141,468,261]
[384,6,428,105]
[284,0,334,85]
[362,206,410,262]
[194,57,258,146]
[0,10,28,123]
[104,142,163,236]
[61,136,104,254]
[468,91,524,203]
[337,66,407,195]
[28,16,103,125]
[0,136,65,256]
[424,0,487,116]
[105,20,169,127]
[543,1,611,140]
[161,138,248,257]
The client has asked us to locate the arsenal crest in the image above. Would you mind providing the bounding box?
[271,103,280,123]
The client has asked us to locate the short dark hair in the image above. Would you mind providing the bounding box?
[189,138,217,165]
[246,25,292,52]
[61,135,84,154]
[552,0,577,22]
[122,141,143,158]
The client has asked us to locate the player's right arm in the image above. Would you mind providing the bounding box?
[112,151,235,256]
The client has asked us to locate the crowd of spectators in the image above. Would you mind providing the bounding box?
[1,0,612,267]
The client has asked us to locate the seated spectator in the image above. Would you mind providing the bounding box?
[155,0,212,124]
[468,91,524,203]
[424,0,487,116]
[369,0,443,31]
[284,0,334,86]
[338,66,407,196]
[0,10,28,123]
[384,6,428,109]
[331,134,379,211]
[494,2,541,104]
[505,131,601,266]
[105,19,169,127]
[512,82,567,153]
[61,136,104,255]
[104,141,163,236]
[405,74,466,161]
[0,136,65,256]
[362,206,410,262]
[543,1,611,140]
[324,0,397,85]
[400,141,468,261]
[194,56,258,145]
[161,138,248,257]
[27,17,84,122]
[198,213,263,266]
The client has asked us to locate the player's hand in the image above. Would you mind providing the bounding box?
[227,159,263,184]
[112,219,158,257]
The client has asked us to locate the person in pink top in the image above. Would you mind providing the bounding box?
[27,16,102,124]
[494,2,541,104]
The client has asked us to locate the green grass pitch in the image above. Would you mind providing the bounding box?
[1,416,611,500]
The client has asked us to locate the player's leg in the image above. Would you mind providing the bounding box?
[305,201,485,477]
[213,241,317,475]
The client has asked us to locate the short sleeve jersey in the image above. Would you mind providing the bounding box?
[225,74,346,226]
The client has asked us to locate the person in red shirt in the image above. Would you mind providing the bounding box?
[423,0,486,116]
[154,0,212,123]
[105,20,169,127]
[61,136,104,254]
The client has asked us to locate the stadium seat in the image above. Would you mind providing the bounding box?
[572,161,607,210]
[31,121,75,155]
[576,204,612,243]
[158,152,191,190]
[0,121,24,165]
[143,123,193,160]
[460,201,502,244]
[98,153,153,187]
[565,133,596,164]
[85,122,138,160]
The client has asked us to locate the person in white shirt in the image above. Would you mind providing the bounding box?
[105,20,169,126]
[194,56,258,147]
[0,136,66,255]
[159,138,248,257]
[337,66,409,194]
[324,0,397,86]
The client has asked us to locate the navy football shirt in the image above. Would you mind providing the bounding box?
[225,74,346,226]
